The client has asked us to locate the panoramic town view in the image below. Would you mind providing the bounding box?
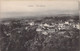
[0,1,79,51]
[0,15,79,51]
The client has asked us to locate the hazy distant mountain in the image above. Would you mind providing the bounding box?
[0,10,78,19]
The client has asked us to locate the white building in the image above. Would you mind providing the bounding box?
[64,21,69,25]
[76,23,80,29]
[28,22,34,26]
[36,28,42,32]
[42,31,48,35]
[25,27,28,30]
[43,23,50,27]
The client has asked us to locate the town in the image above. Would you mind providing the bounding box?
[0,15,79,51]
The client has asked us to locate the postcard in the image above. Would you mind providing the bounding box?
[0,0,79,51]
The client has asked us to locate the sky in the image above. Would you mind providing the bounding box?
[0,0,79,19]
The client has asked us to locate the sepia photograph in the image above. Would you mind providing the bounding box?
[0,0,79,51]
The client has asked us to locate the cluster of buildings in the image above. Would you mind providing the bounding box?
[25,19,79,35]
[1,18,79,36]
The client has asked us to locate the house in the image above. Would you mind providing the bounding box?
[58,23,65,30]
[28,22,34,26]
[25,27,28,30]
[3,22,10,26]
[43,23,50,27]
[64,21,69,25]
[76,24,80,29]
[36,27,42,32]
[42,31,48,35]
[47,29,56,33]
